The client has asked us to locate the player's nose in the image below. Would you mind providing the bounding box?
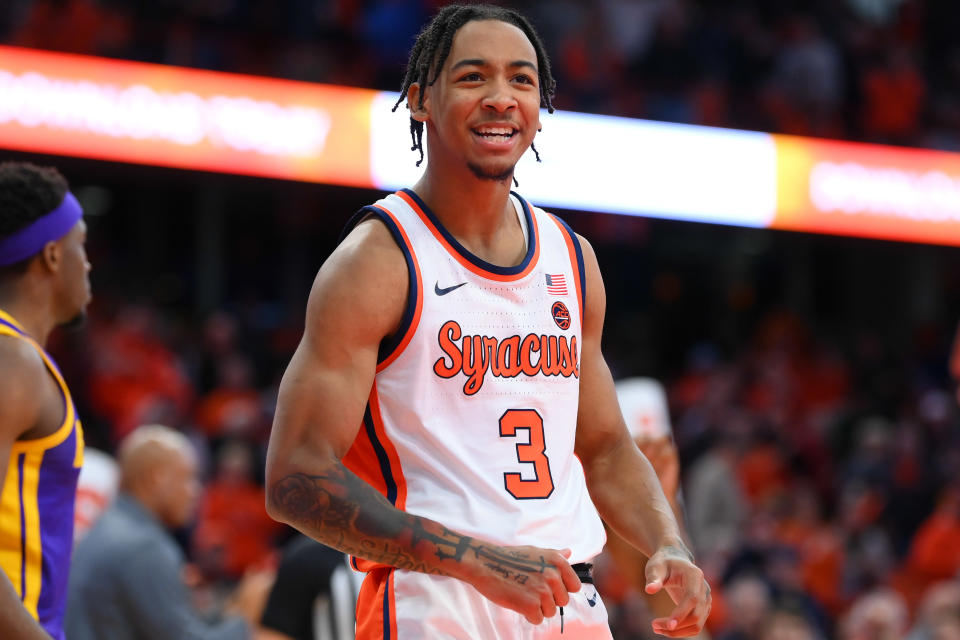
[481,78,517,112]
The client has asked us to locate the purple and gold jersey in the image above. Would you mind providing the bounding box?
[0,309,83,640]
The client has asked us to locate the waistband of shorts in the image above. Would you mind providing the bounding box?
[571,562,594,584]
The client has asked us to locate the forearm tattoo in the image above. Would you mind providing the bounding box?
[270,468,554,582]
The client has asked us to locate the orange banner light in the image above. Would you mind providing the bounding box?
[0,46,376,187]
[774,135,960,245]
[4,46,960,246]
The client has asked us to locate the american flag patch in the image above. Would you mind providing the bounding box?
[546,274,568,296]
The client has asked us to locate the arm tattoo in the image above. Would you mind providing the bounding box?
[270,468,556,582]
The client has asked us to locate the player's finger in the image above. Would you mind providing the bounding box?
[540,591,558,619]
[644,558,668,595]
[549,568,572,607]
[548,548,581,593]
[651,621,704,638]
[653,616,702,634]
[652,596,697,631]
[671,594,700,622]
[524,604,545,625]
[652,611,709,637]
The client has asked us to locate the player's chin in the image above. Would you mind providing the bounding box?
[467,160,516,183]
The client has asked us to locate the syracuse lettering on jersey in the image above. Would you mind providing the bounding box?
[433,320,579,395]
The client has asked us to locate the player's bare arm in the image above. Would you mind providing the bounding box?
[265,218,579,625]
[573,235,711,638]
[0,339,59,640]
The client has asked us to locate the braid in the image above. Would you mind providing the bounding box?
[392,4,556,167]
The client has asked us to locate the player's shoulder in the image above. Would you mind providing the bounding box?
[324,212,408,285]
[339,211,405,257]
[0,333,48,436]
[304,209,409,336]
[0,332,47,384]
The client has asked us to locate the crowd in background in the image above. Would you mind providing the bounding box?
[5,0,960,638]
[47,289,960,639]
[3,0,960,150]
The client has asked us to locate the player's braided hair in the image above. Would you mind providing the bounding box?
[393,3,557,167]
[0,162,69,277]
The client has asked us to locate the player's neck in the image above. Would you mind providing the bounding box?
[413,166,516,241]
[0,283,56,346]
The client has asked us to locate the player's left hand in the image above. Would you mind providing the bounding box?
[644,545,711,637]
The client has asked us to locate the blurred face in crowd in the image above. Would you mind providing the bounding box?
[156,445,201,529]
[760,611,817,640]
[411,19,541,182]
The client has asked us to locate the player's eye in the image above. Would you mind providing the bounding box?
[459,72,482,82]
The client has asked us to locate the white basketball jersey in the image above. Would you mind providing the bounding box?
[344,189,606,570]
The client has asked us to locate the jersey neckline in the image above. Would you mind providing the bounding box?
[397,188,540,281]
[0,308,27,334]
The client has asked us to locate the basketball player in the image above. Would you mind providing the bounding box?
[0,162,91,639]
[265,5,711,638]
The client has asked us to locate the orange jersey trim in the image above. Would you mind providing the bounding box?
[355,567,396,639]
[343,383,407,574]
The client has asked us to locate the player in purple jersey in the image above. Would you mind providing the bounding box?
[0,162,91,639]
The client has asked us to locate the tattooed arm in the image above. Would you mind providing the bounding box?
[572,236,711,638]
[265,218,579,625]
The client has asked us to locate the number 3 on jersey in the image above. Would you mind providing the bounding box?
[500,409,555,499]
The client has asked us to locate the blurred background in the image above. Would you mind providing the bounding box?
[5,0,960,638]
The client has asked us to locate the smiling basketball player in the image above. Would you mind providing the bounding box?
[265,5,710,638]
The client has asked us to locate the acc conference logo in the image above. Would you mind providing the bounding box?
[551,301,571,330]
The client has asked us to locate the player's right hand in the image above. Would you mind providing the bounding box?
[463,544,581,625]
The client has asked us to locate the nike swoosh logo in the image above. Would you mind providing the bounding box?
[586,591,598,607]
[435,281,467,296]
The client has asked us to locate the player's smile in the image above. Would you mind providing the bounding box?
[471,122,520,150]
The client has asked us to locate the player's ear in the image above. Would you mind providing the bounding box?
[407,83,430,123]
[40,240,62,274]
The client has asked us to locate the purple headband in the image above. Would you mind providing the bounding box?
[0,192,83,268]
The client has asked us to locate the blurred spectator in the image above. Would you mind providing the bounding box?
[73,447,119,542]
[897,485,960,606]
[193,439,284,580]
[685,427,747,559]
[906,580,960,640]
[838,587,909,640]
[759,608,823,640]
[86,306,193,442]
[716,574,772,640]
[194,353,265,439]
[66,425,258,639]
[861,45,926,144]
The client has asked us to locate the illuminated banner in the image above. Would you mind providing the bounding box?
[4,46,960,245]
[0,45,376,186]
[773,135,960,245]
[371,94,779,229]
